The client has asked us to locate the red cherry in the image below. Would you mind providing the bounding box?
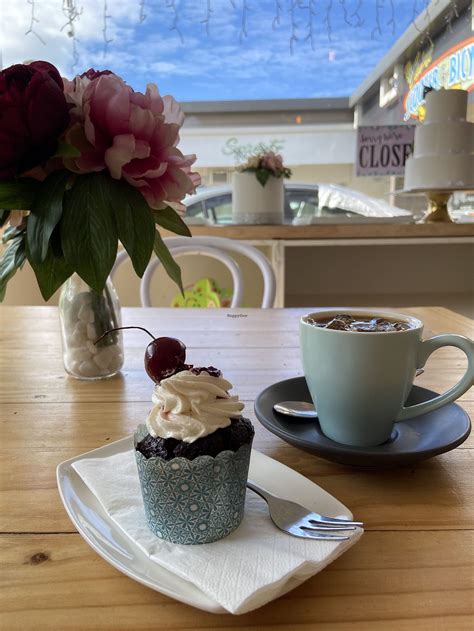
[144,337,186,383]
[94,327,187,383]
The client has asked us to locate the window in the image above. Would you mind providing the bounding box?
[285,189,319,221]
[204,194,233,224]
[211,172,229,184]
[186,201,205,218]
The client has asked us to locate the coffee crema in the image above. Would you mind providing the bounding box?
[306,313,412,333]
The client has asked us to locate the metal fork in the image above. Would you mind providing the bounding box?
[247,480,363,541]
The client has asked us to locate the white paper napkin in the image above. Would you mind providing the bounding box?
[73,449,362,614]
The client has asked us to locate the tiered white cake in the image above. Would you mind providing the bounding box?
[232,172,284,224]
[404,89,474,191]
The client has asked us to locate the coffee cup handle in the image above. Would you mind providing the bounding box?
[396,334,474,422]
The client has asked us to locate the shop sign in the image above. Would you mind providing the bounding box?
[404,37,474,121]
[222,137,285,162]
[356,125,415,177]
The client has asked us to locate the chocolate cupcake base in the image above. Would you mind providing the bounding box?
[136,417,254,460]
[134,424,253,544]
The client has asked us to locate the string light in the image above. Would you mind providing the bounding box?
[61,0,82,71]
[25,0,46,45]
[444,1,459,33]
[272,0,284,30]
[201,0,212,37]
[102,0,113,57]
[17,0,464,68]
[139,0,147,23]
[305,0,317,52]
[289,0,299,55]
[421,0,434,48]
[371,0,383,40]
[167,0,184,44]
[350,0,364,27]
[387,0,395,35]
[324,0,333,42]
[239,0,250,44]
[338,0,352,26]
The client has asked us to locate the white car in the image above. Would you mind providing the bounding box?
[184,183,414,224]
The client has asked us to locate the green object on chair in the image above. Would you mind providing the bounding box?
[171,277,233,308]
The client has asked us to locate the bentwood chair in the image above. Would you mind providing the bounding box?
[111,236,276,308]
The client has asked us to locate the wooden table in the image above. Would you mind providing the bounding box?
[1,306,473,630]
[184,222,474,240]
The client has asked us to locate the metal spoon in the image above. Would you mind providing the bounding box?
[273,401,318,419]
[273,369,425,420]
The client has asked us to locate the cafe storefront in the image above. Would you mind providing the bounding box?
[178,98,388,201]
[350,0,473,213]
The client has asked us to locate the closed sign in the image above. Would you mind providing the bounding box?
[356,125,415,176]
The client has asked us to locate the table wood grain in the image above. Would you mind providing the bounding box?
[1,306,473,630]
[177,223,474,240]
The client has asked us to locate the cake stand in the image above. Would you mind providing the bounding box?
[404,188,473,223]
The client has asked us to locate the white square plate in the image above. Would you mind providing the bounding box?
[57,437,353,613]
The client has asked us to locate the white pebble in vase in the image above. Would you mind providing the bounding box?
[78,359,101,378]
[59,274,124,380]
[93,345,119,370]
[78,304,95,324]
[86,340,99,355]
[67,347,92,363]
[69,325,87,347]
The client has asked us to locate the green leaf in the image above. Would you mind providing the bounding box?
[26,239,73,301]
[255,169,270,187]
[153,206,191,237]
[0,210,10,227]
[153,230,184,294]
[2,225,25,244]
[108,178,155,277]
[0,178,40,209]
[60,173,118,293]
[0,234,26,302]
[27,170,70,264]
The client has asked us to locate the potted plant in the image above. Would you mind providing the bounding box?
[232,151,291,224]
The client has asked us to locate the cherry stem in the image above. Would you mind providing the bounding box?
[94,326,155,345]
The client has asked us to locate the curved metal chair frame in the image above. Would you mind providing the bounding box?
[111,236,276,308]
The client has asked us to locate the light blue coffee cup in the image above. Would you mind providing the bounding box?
[300,310,474,447]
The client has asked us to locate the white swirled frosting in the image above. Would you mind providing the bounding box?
[146,370,244,443]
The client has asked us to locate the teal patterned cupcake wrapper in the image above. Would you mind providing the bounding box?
[134,424,252,544]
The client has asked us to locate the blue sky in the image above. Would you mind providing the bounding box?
[4,1,426,101]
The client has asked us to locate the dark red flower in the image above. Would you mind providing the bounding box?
[0,61,69,180]
[80,69,113,81]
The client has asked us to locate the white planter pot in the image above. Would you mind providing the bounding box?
[232,171,284,224]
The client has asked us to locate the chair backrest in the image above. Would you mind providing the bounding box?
[111,236,276,308]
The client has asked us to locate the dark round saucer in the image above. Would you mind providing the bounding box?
[254,377,471,467]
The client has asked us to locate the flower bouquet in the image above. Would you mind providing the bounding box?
[0,61,200,302]
[238,151,291,187]
[233,150,291,224]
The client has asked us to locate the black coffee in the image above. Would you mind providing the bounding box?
[306,313,412,333]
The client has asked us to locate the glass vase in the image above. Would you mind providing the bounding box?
[59,274,124,380]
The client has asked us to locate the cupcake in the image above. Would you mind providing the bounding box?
[133,336,254,544]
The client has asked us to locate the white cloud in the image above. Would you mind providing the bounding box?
[1,0,420,99]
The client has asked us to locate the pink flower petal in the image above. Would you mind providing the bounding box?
[162,95,184,126]
[128,104,156,140]
[64,72,199,203]
[105,134,137,179]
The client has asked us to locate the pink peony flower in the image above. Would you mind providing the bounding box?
[261,151,284,174]
[63,72,200,209]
